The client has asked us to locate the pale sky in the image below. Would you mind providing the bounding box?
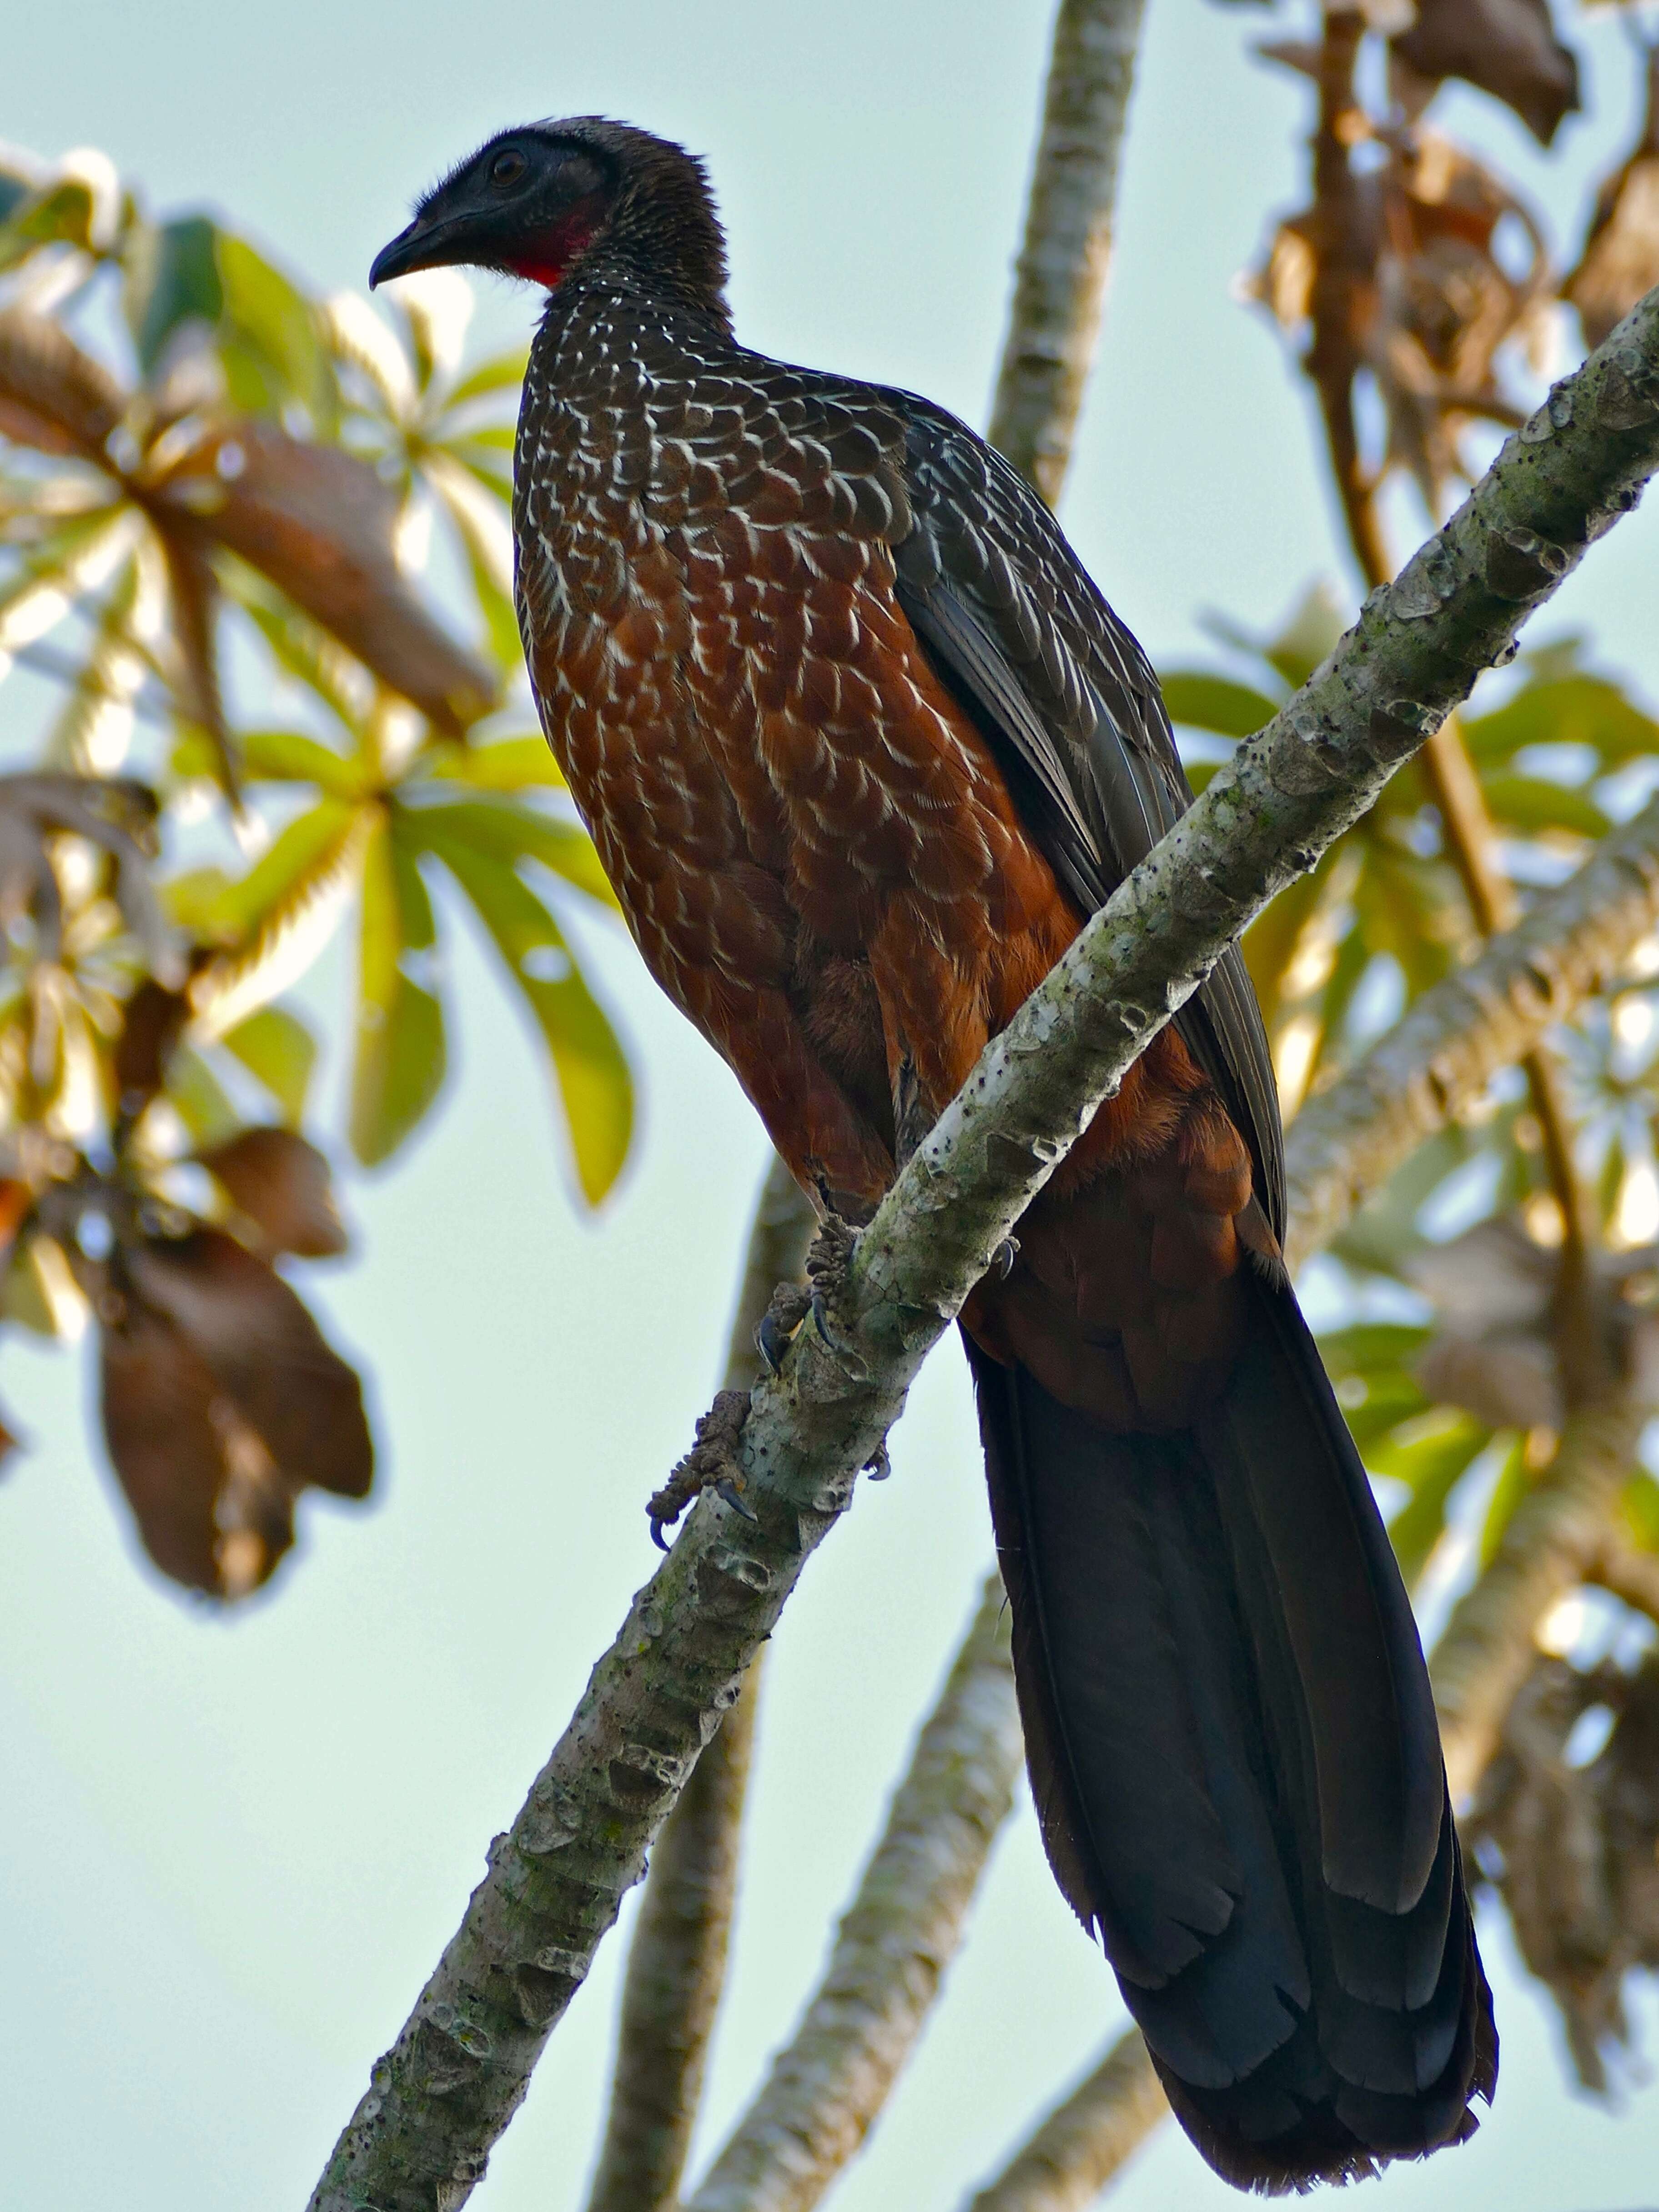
[3,4,1658,2208]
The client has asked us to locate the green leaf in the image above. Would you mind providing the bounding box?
[219,1003,317,1123]
[405,796,619,911]
[165,1042,242,1145]
[427,736,567,793]
[444,349,528,407]
[128,213,223,376]
[1317,1322,1433,1377]
[420,826,631,1203]
[1463,674,1659,771]
[1478,1432,1530,1569]
[1480,772,1610,841]
[208,799,362,943]
[1622,1470,1659,1552]
[349,816,446,1167]
[1263,581,1348,688]
[214,232,336,431]
[1159,673,1277,740]
[1375,1413,1492,1589]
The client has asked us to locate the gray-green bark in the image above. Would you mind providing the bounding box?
[1283,784,1659,1272]
[1433,1400,1648,1800]
[960,2028,1164,2212]
[307,293,1659,2212]
[987,0,1149,503]
[683,1574,1021,2212]
[582,1158,814,2212]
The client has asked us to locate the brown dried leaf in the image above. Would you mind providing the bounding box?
[149,421,497,735]
[99,1225,372,1598]
[1392,0,1580,148]
[112,975,192,1115]
[100,1289,271,1593]
[0,306,125,462]
[1472,1652,1659,2090]
[1567,48,1659,351]
[199,1125,347,1259]
[153,523,239,800]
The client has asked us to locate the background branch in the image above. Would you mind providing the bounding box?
[308,290,1659,2212]
[1283,786,1659,1270]
[985,0,1148,504]
[582,1157,814,2212]
[1432,1399,1648,1800]
[683,1574,1021,2212]
[960,2029,1164,2212]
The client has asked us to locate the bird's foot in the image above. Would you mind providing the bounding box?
[755,1280,811,1374]
[754,1212,863,1370]
[805,1210,860,1359]
[647,1388,754,1551]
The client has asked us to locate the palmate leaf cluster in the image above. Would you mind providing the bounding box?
[0,142,631,1597]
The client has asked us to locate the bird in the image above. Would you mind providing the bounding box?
[372,118,1497,2189]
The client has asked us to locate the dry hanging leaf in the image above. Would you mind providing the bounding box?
[199,1124,347,1258]
[98,1224,371,1597]
[149,420,497,734]
[1567,45,1659,350]
[1472,1651,1659,2091]
[1391,0,1580,148]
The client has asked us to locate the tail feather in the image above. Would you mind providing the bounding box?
[965,1270,1497,2191]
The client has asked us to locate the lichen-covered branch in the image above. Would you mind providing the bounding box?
[1433,1400,1648,1801]
[960,2028,1165,2212]
[582,1157,814,2212]
[682,1573,1021,2212]
[1282,784,1659,1272]
[985,0,1148,502]
[307,293,1659,2212]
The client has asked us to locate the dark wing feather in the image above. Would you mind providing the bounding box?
[888,393,1286,1244]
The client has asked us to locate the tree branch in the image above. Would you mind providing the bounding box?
[582,1157,814,2212]
[1432,1399,1648,1801]
[985,0,1148,503]
[681,1573,1021,2212]
[1282,784,1659,1272]
[307,292,1659,2212]
[960,2028,1165,2212]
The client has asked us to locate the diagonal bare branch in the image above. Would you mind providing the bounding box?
[307,290,1659,2212]
[960,2027,1165,2212]
[682,1573,1021,2212]
[581,1157,814,2212]
[1283,783,1659,1272]
[986,0,1149,504]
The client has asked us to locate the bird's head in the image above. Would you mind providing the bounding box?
[370,118,729,316]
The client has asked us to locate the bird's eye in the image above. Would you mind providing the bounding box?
[490,148,528,189]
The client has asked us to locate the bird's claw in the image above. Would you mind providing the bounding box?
[755,1280,811,1374]
[992,1235,1020,1282]
[645,1387,753,1548]
[864,1438,892,1483]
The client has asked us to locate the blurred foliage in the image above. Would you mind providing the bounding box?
[1185,0,1659,2089]
[0,141,632,1597]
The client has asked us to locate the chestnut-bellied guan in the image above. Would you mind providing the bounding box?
[372,118,1496,2188]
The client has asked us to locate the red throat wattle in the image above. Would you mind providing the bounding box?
[505,198,604,290]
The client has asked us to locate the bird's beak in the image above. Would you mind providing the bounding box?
[369,214,470,290]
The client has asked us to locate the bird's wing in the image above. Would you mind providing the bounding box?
[886,392,1286,1245]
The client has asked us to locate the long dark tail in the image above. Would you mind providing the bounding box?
[966,1272,1497,2190]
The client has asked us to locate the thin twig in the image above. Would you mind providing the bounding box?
[985,0,1149,504]
[582,1156,815,2212]
[960,2028,1165,2212]
[683,1574,1022,2212]
[1432,1399,1647,1801]
[307,291,1659,2212]
[1282,785,1659,1270]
